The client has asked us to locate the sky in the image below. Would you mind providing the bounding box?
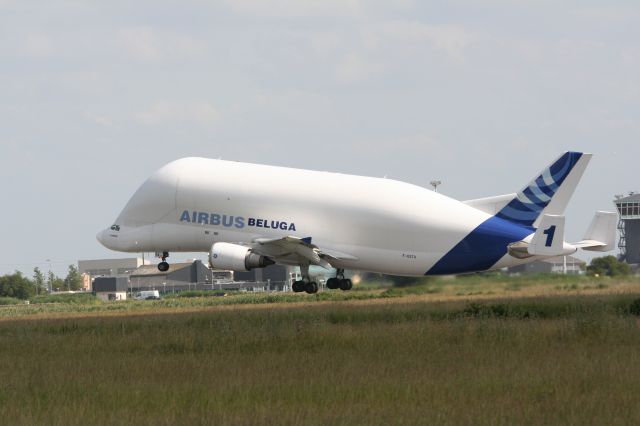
[1,0,639,277]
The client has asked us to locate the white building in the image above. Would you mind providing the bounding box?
[92,277,129,301]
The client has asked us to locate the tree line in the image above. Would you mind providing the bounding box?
[0,266,83,300]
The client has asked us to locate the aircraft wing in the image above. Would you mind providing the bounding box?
[250,236,357,269]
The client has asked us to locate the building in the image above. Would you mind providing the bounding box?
[234,264,292,291]
[78,258,146,279]
[614,193,640,264]
[129,260,213,293]
[508,255,586,275]
[80,273,92,291]
[93,277,128,301]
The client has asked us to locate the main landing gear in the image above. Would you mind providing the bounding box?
[292,264,319,294]
[292,267,352,294]
[326,268,352,291]
[157,252,170,272]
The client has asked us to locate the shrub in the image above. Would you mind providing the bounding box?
[0,297,22,306]
[629,298,640,317]
[0,272,35,300]
[587,256,630,277]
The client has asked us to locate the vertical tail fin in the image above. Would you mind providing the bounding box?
[574,211,617,252]
[494,151,592,227]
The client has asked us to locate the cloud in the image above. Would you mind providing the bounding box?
[335,53,385,83]
[117,27,206,61]
[222,0,365,18]
[83,111,116,128]
[574,5,640,24]
[379,21,474,62]
[23,33,55,57]
[134,101,220,126]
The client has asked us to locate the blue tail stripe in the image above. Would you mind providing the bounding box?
[549,152,573,176]
[522,187,547,206]
[427,152,584,275]
[496,205,539,222]
[526,184,553,202]
[427,216,533,275]
[534,176,555,197]
[494,152,582,227]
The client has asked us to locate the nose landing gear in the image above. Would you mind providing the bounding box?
[157,252,170,272]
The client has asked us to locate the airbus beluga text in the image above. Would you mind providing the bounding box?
[97,152,616,294]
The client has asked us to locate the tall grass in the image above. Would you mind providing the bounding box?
[1,294,640,424]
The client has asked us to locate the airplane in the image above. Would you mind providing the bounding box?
[97,151,617,294]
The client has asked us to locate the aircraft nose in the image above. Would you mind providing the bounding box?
[96,229,108,247]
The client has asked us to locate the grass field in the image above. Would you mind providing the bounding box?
[2,277,640,425]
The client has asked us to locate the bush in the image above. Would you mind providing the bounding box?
[587,256,630,277]
[629,298,640,317]
[0,272,35,300]
[0,297,22,306]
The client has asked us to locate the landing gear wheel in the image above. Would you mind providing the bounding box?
[326,278,339,289]
[305,281,319,294]
[292,281,305,293]
[339,279,352,291]
[157,252,170,272]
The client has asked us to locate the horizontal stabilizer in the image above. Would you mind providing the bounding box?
[573,211,617,252]
[463,193,516,215]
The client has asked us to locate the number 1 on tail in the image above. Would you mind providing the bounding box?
[543,225,556,247]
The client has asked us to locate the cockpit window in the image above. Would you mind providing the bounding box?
[110,225,121,231]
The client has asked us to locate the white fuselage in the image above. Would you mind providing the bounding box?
[98,157,540,276]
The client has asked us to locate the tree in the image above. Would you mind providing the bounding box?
[33,267,46,295]
[0,272,35,300]
[64,265,82,291]
[47,271,55,292]
[587,256,630,277]
[47,271,65,292]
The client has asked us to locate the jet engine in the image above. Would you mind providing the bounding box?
[209,242,274,271]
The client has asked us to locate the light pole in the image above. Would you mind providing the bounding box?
[46,259,52,293]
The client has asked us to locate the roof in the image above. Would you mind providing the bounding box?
[130,262,194,277]
[615,193,640,203]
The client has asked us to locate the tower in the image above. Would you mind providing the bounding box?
[614,193,640,264]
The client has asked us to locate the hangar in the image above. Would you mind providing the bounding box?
[129,260,213,293]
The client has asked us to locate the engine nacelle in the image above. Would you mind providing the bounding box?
[209,242,274,271]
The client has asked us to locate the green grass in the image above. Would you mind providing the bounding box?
[2,293,640,424]
[30,292,102,304]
